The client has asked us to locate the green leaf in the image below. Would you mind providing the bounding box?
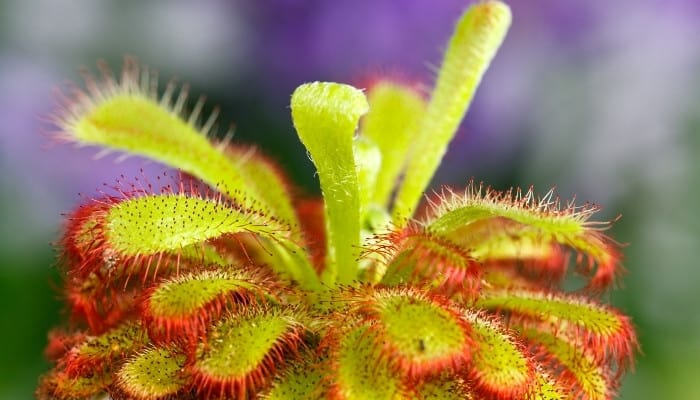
[427,187,588,238]
[105,193,287,255]
[64,271,139,333]
[330,326,405,400]
[198,233,322,292]
[115,346,188,400]
[222,145,302,240]
[56,60,297,224]
[141,269,266,340]
[353,287,471,378]
[62,200,227,280]
[261,354,326,400]
[353,135,382,220]
[393,1,511,220]
[522,329,611,400]
[470,231,569,283]
[191,306,306,398]
[371,226,480,296]
[465,312,535,399]
[291,82,369,285]
[266,239,325,292]
[478,289,637,364]
[360,80,427,208]
[409,375,472,400]
[531,371,568,400]
[425,185,621,290]
[63,322,147,377]
[80,193,321,290]
[37,370,110,400]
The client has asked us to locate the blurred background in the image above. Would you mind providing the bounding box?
[1,0,698,398]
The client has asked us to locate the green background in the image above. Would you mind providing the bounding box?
[1,1,699,398]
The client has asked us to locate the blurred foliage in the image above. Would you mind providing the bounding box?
[1,0,699,398]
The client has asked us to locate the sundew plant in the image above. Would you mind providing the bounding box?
[38,2,637,399]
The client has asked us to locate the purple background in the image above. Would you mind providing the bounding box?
[1,1,699,398]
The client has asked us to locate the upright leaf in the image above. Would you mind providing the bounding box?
[360,80,427,208]
[291,82,369,285]
[55,59,299,226]
[393,1,511,220]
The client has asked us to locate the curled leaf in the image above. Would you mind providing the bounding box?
[478,289,637,369]
[349,286,472,378]
[140,268,269,342]
[523,329,612,400]
[191,306,307,398]
[62,322,147,377]
[328,326,405,400]
[113,345,188,400]
[366,225,480,296]
[465,311,535,399]
[36,369,110,400]
[425,183,622,290]
[261,352,327,400]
